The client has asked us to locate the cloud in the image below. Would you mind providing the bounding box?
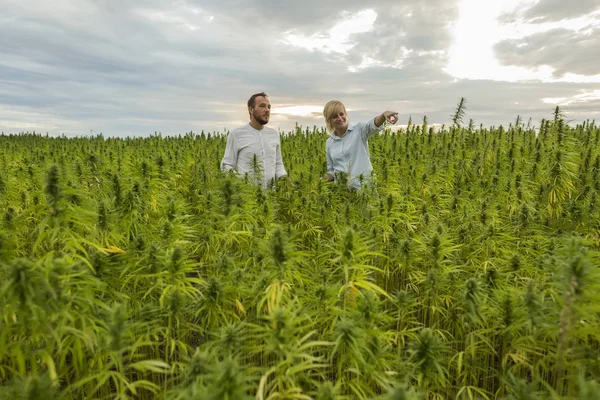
[542,89,600,106]
[272,105,323,117]
[0,0,599,136]
[445,0,600,83]
[506,0,600,23]
[283,9,378,55]
[492,0,600,80]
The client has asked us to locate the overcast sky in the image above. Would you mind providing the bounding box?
[1,0,599,137]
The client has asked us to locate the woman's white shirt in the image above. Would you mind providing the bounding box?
[325,118,382,189]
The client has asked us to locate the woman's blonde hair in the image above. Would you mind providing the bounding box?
[323,100,347,133]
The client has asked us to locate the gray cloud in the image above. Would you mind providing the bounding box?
[503,0,600,23]
[0,0,599,136]
[494,27,600,77]
[495,1,600,79]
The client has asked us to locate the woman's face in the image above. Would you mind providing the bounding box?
[330,109,348,131]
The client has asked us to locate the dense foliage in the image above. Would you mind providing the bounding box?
[1,110,599,399]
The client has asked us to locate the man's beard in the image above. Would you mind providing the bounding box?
[253,111,269,125]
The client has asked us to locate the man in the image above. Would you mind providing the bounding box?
[221,92,287,188]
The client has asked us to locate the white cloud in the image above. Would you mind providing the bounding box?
[133,6,216,31]
[445,0,600,82]
[348,54,405,72]
[0,105,87,134]
[542,89,600,105]
[273,105,323,116]
[282,9,377,54]
[500,11,600,39]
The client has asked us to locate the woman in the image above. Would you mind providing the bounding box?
[321,100,398,189]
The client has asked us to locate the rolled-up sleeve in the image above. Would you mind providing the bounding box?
[220,131,238,172]
[326,140,334,174]
[360,118,384,141]
[275,142,287,179]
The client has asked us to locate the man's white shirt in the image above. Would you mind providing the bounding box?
[221,123,287,188]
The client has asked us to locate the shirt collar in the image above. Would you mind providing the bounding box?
[247,123,265,132]
[330,123,355,140]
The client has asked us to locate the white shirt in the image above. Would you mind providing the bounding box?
[221,123,287,188]
[326,118,383,189]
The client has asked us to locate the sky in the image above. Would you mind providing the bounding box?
[1,0,599,137]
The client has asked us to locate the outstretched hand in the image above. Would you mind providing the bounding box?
[375,111,399,127]
[383,111,398,124]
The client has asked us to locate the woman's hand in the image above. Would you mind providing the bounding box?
[375,111,399,127]
[383,111,398,124]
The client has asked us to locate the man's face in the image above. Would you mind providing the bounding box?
[250,96,271,125]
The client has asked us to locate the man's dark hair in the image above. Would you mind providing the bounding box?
[247,92,268,108]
